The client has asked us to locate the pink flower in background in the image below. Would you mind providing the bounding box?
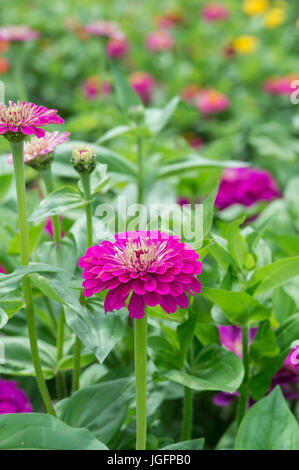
[0,101,64,140]
[156,10,184,28]
[183,131,205,150]
[0,25,39,42]
[201,3,230,22]
[146,30,174,52]
[79,230,202,319]
[0,379,32,414]
[177,196,191,206]
[45,216,64,239]
[0,264,7,274]
[129,72,155,104]
[82,76,112,100]
[290,345,299,369]
[196,89,229,115]
[214,325,299,406]
[215,167,281,210]
[263,74,299,96]
[106,37,128,59]
[84,20,124,40]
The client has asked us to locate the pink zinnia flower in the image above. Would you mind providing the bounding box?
[146,30,174,52]
[78,231,202,319]
[156,10,184,29]
[183,131,204,150]
[181,84,202,105]
[214,326,299,406]
[82,76,112,100]
[215,167,281,210]
[129,72,155,104]
[106,37,128,59]
[0,101,64,140]
[201,3,230,22]
[84,21,124,40]
[263,74,299,96]
[7,131,70,165]
[0,25,39,42]
[0,379,32,414]
[196,89,229,115]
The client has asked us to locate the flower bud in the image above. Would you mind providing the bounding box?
[71,145,96,175]
[128,104,145,124]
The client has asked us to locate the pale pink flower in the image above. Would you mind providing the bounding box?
[0,25,39,42]
[0,101,64,140]
[84,20,124,40]
[146,30,174,52]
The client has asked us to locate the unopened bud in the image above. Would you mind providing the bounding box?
[128,104,145,124]
[71,145,96,175]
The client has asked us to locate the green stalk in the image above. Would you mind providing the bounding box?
[13,44,27,102]
[41,164,66,398]
[41,165,61,245]
[236,324,249,429]
[137,137,143,205]
[72,173,93,392]
[134,310,147,450]
[182,387,193,441]
[11,140,55,416]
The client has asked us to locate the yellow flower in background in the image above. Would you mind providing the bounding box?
[243,0,269,16]
[232,35,258,54]
[264,7,285,28]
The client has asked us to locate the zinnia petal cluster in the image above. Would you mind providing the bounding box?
[84,20,124,40]
[0,25,39,42]
[0,379,32,414]
[196,89,230,115]
[78,231,202,319]
[215,167,281,210]
[106,37,128,59]
[0,101,64,141]
[263,74,299,96]
[146,30,174,52]
[129,72,155,104]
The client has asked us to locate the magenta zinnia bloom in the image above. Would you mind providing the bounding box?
[146,30,174,52]
[201,3,230,22]
[196,89,229,115]
[263,74,299,96]
[0,101,64,140]
[106,37,128,59]
[129,72,155,105]
[0,25,39,42]
[0,379,32,414]
[214,325,299,407]
[0,264,7,274]
[78,231,202,319]
[45,216,64,239]
[215,167,281,210]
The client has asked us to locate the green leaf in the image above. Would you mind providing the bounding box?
[97,125,132,144]
[148,335,182,371]
[203,287,271,325]
[157,157,247,179]
[165,345,244,393]
[8,223,44,255]
[227,216,254,271]
[161,438,204,450]
[250,320,280,361]
[64,302,126,364]
[0,413,108,450]
[28,186,87,222]
[0,174,12,200]
[0,336,56,378]
[145,97,180,134]
[56,378,133,445]
[235,387,299,450]
[177,316,197,356]
[110,61,142,110]
[0,263,63,296]
[195,323,220,346]
[247,256,299,295]
[275,313,299,355]
[0,306,8,329]
[30,273,65,304]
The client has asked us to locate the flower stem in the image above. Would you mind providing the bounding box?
[72,173,93,392]
[41,165,66,398]
[182,386,193,441]
[41,166,61,245]
[137,137,143,205]
[13,44,28,102]
[236,324,249,429]
[11,140,55,416]
[134,310,147,450]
